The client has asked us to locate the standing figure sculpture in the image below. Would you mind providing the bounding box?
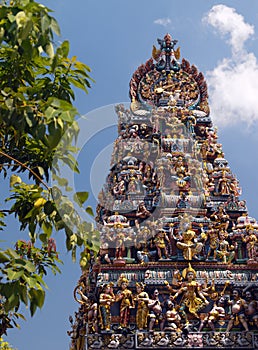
[72,284,98,350]
[205,225,219,261]
[170,264,209,322]
[243,290,258,329]
[242,226,258,262]
[135,282,150,330]
[226,289,249,333]
[148,289,165,331]
[165,300,182,331]
[99,283,115,332]
[154,229,170,260]
[217,230,235,263]
[116,276,134,329]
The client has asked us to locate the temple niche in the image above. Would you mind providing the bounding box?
[68,34,258,349]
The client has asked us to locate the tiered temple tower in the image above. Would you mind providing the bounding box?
[68,34,258,349]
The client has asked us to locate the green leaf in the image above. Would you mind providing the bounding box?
[45,106,58,120]
[69,77,88,92]
[44,201,55,215]
[29,222,36,235]
[10,175,22,187]
[19,19,33,41]
[37,166,45,177]
[85,206,94,216]
[19,285,28,306]
[29,300,37,317]
[0,27,5,44]
[41,14,51,33]
[5,293,20,312]
[0,282,14,299]
[0,251,10,263]
[44,128,62,149]
[24,207,37,219]
[50,17,61,36]
[39,233,48,243]
[73,191,89,206]
[60,40,69,57]
[7,13,16,23]
[34,123,46,139]
[24,261,36,273]
[56,177,68,187]
[12,318,20,329]
[45,42,54,58]
[42,221,52,237]
[74,60,91,72]
[59,111,74,122]
[4,97,13,109]
[29,288,45,309]
[23,276,38,289]
[11,270,25,280]
[6,268,20,281]
[6,249,21,260]
[15,11,27,28]
[15,312,26,321]
[65,236,72,251]
[71,246,76,262]
[49,98,65,109]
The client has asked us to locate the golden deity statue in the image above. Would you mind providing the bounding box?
[134,282,150,330]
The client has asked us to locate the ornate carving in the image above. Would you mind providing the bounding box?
[68,34,258,350]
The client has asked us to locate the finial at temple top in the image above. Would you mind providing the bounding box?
[152,33,180,72]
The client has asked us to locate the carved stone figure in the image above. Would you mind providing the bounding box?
[171,264,209,322]
[135,282,149,330]
[116,276,134,329]
[99,283,115,332]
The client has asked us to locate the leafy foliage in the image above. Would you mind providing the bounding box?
[0,0,99,337]
[0,337,16,350]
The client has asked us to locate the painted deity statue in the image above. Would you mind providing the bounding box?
[226,289,249,332]
[170,264,209,322]
[116,276,134,328]
[176,228,203,260]
[135,282,150,330]
[198,295,226,332]
[148,288,165,331]
[242,225,258,262]
[99,283,115,331]
[165,300,182,331]
[154,229,170,259]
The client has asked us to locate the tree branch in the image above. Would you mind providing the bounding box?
[0,150,51,191]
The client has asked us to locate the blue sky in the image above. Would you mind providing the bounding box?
[7,1,258,349]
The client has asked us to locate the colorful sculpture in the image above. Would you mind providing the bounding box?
[68,34,258,350]
[116,276,134,329]
[134,282,149,330]
[98,283,115,332]
[170,264,209,321]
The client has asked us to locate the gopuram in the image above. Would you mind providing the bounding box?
[68,34,258,349]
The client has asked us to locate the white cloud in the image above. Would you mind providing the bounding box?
[154,18,171,27]
[203,5,254,56]
[203,5,258,129]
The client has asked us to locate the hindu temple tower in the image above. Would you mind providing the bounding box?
[68,34,258,350]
